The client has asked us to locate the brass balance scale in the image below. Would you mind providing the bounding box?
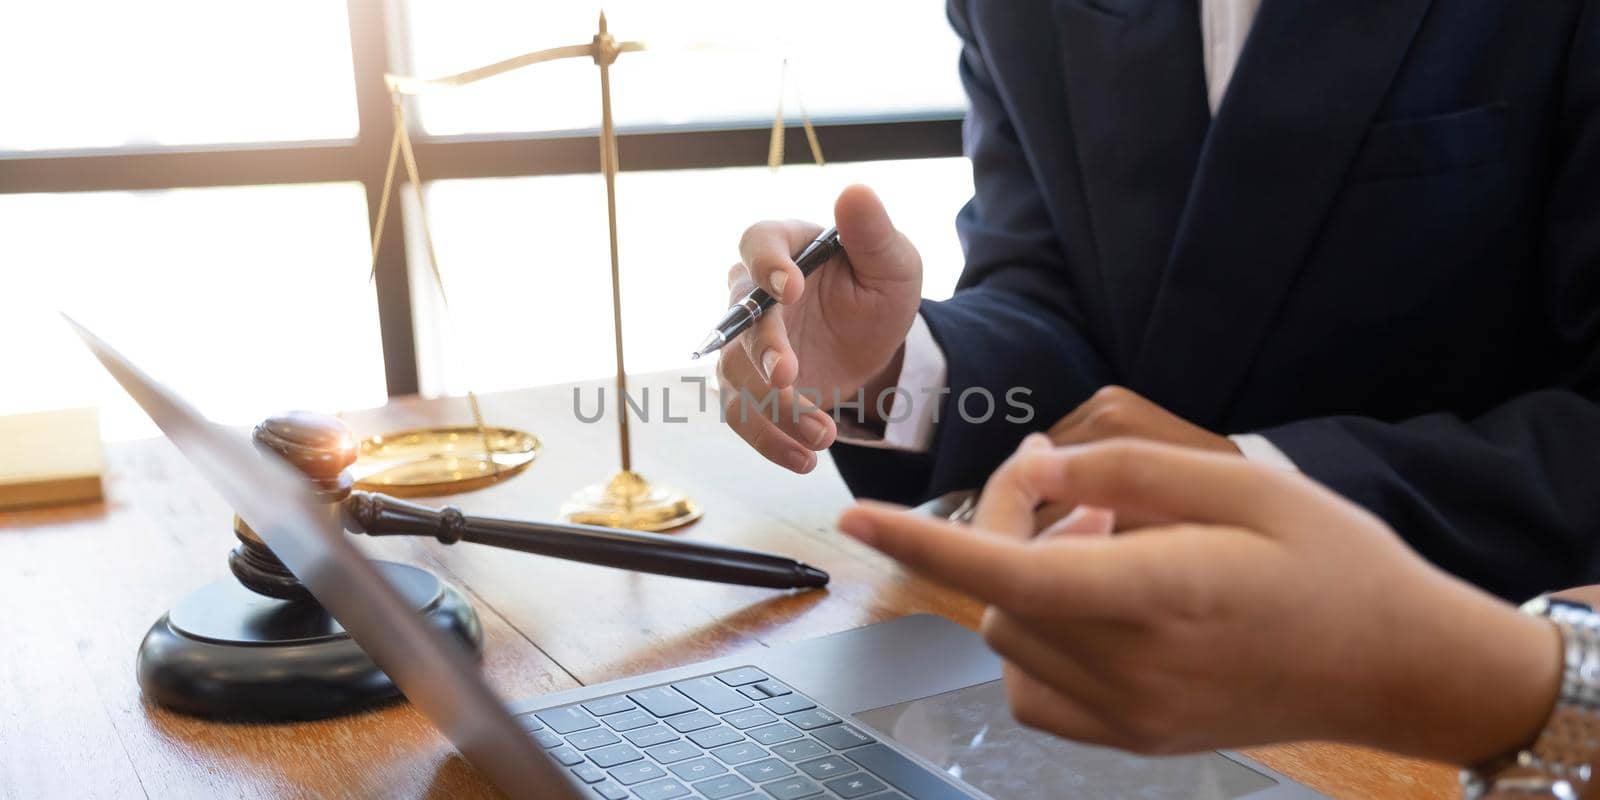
[126,13,834,721]
[353,11,827,530]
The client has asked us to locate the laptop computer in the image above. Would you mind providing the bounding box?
[70,317,1320,800]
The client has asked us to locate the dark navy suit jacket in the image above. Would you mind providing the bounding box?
[833,0,1600,601]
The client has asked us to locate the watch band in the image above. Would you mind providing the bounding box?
[1463,596,1600,800]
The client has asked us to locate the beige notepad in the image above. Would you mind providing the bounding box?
[0,407,105,510]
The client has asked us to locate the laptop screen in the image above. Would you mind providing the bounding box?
[71,318,576,800]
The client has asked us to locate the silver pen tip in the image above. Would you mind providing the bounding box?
[692,331,726,359]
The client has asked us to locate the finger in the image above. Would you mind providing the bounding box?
[720,383,836,453]
[738,305,798,389]
[842,502,1147,621]
[738,220,821,305]
[833,185,922,288]
[720,355,836,450]
[726,261,755,297]
[982,607,1110,696]
[1039,505,1115,540]
[972,432,1054,538]
[716,334,767,395]
[838,501,1072,610]
[993,614,1212,755]
[983,608,1120,693]
[721,393,818,473]
[718,356,818,473]
[984,611,1146,749]
[783,385,838,450]
[1015,440,1325,535]
[983,608,1136,747]
[726,261,796,387]
[1000,664,1136,750]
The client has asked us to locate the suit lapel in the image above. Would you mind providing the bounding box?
[1130,0,1435,425]
[1052,0,1211,369]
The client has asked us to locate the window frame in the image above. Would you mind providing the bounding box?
[0,0,963,396]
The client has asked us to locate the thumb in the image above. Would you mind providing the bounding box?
[834,184,921,286]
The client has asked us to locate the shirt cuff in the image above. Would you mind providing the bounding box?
[1230,433,1300,472]
[834,313,947,453]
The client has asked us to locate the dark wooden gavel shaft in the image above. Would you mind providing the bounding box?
[341,492,829,590]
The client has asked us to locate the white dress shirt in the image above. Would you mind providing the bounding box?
[841,0,1295,470]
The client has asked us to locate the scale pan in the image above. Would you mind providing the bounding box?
[351,426,540,497]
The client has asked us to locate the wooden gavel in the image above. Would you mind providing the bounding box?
[228,411,828,602]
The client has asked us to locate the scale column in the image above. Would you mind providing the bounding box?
[559,11,702,532]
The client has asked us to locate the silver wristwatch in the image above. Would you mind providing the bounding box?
[1462,595,1600,800]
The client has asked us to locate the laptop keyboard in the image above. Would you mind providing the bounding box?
[517,667,971,800]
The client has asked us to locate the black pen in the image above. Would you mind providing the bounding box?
[692,227,842,358]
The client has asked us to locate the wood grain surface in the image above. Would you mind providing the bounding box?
[0,369,1458,799]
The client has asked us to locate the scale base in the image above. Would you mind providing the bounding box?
[136,561,481,721]
[561,469,702,532]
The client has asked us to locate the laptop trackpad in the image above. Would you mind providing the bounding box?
[854,680,1278,799]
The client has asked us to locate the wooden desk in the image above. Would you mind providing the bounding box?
[0,371,1456,798]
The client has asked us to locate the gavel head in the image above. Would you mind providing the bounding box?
[228,411,358,601]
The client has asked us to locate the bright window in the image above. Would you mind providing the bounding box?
[0,2,971,436]
[0,1,358,151]
[0,183,385,439]
[411,157,974,396]
[400,0,965,136]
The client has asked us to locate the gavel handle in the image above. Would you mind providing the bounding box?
[341,491,828,590]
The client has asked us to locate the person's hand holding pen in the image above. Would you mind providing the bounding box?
[712,185,924,473]
[837,436,1563,767]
